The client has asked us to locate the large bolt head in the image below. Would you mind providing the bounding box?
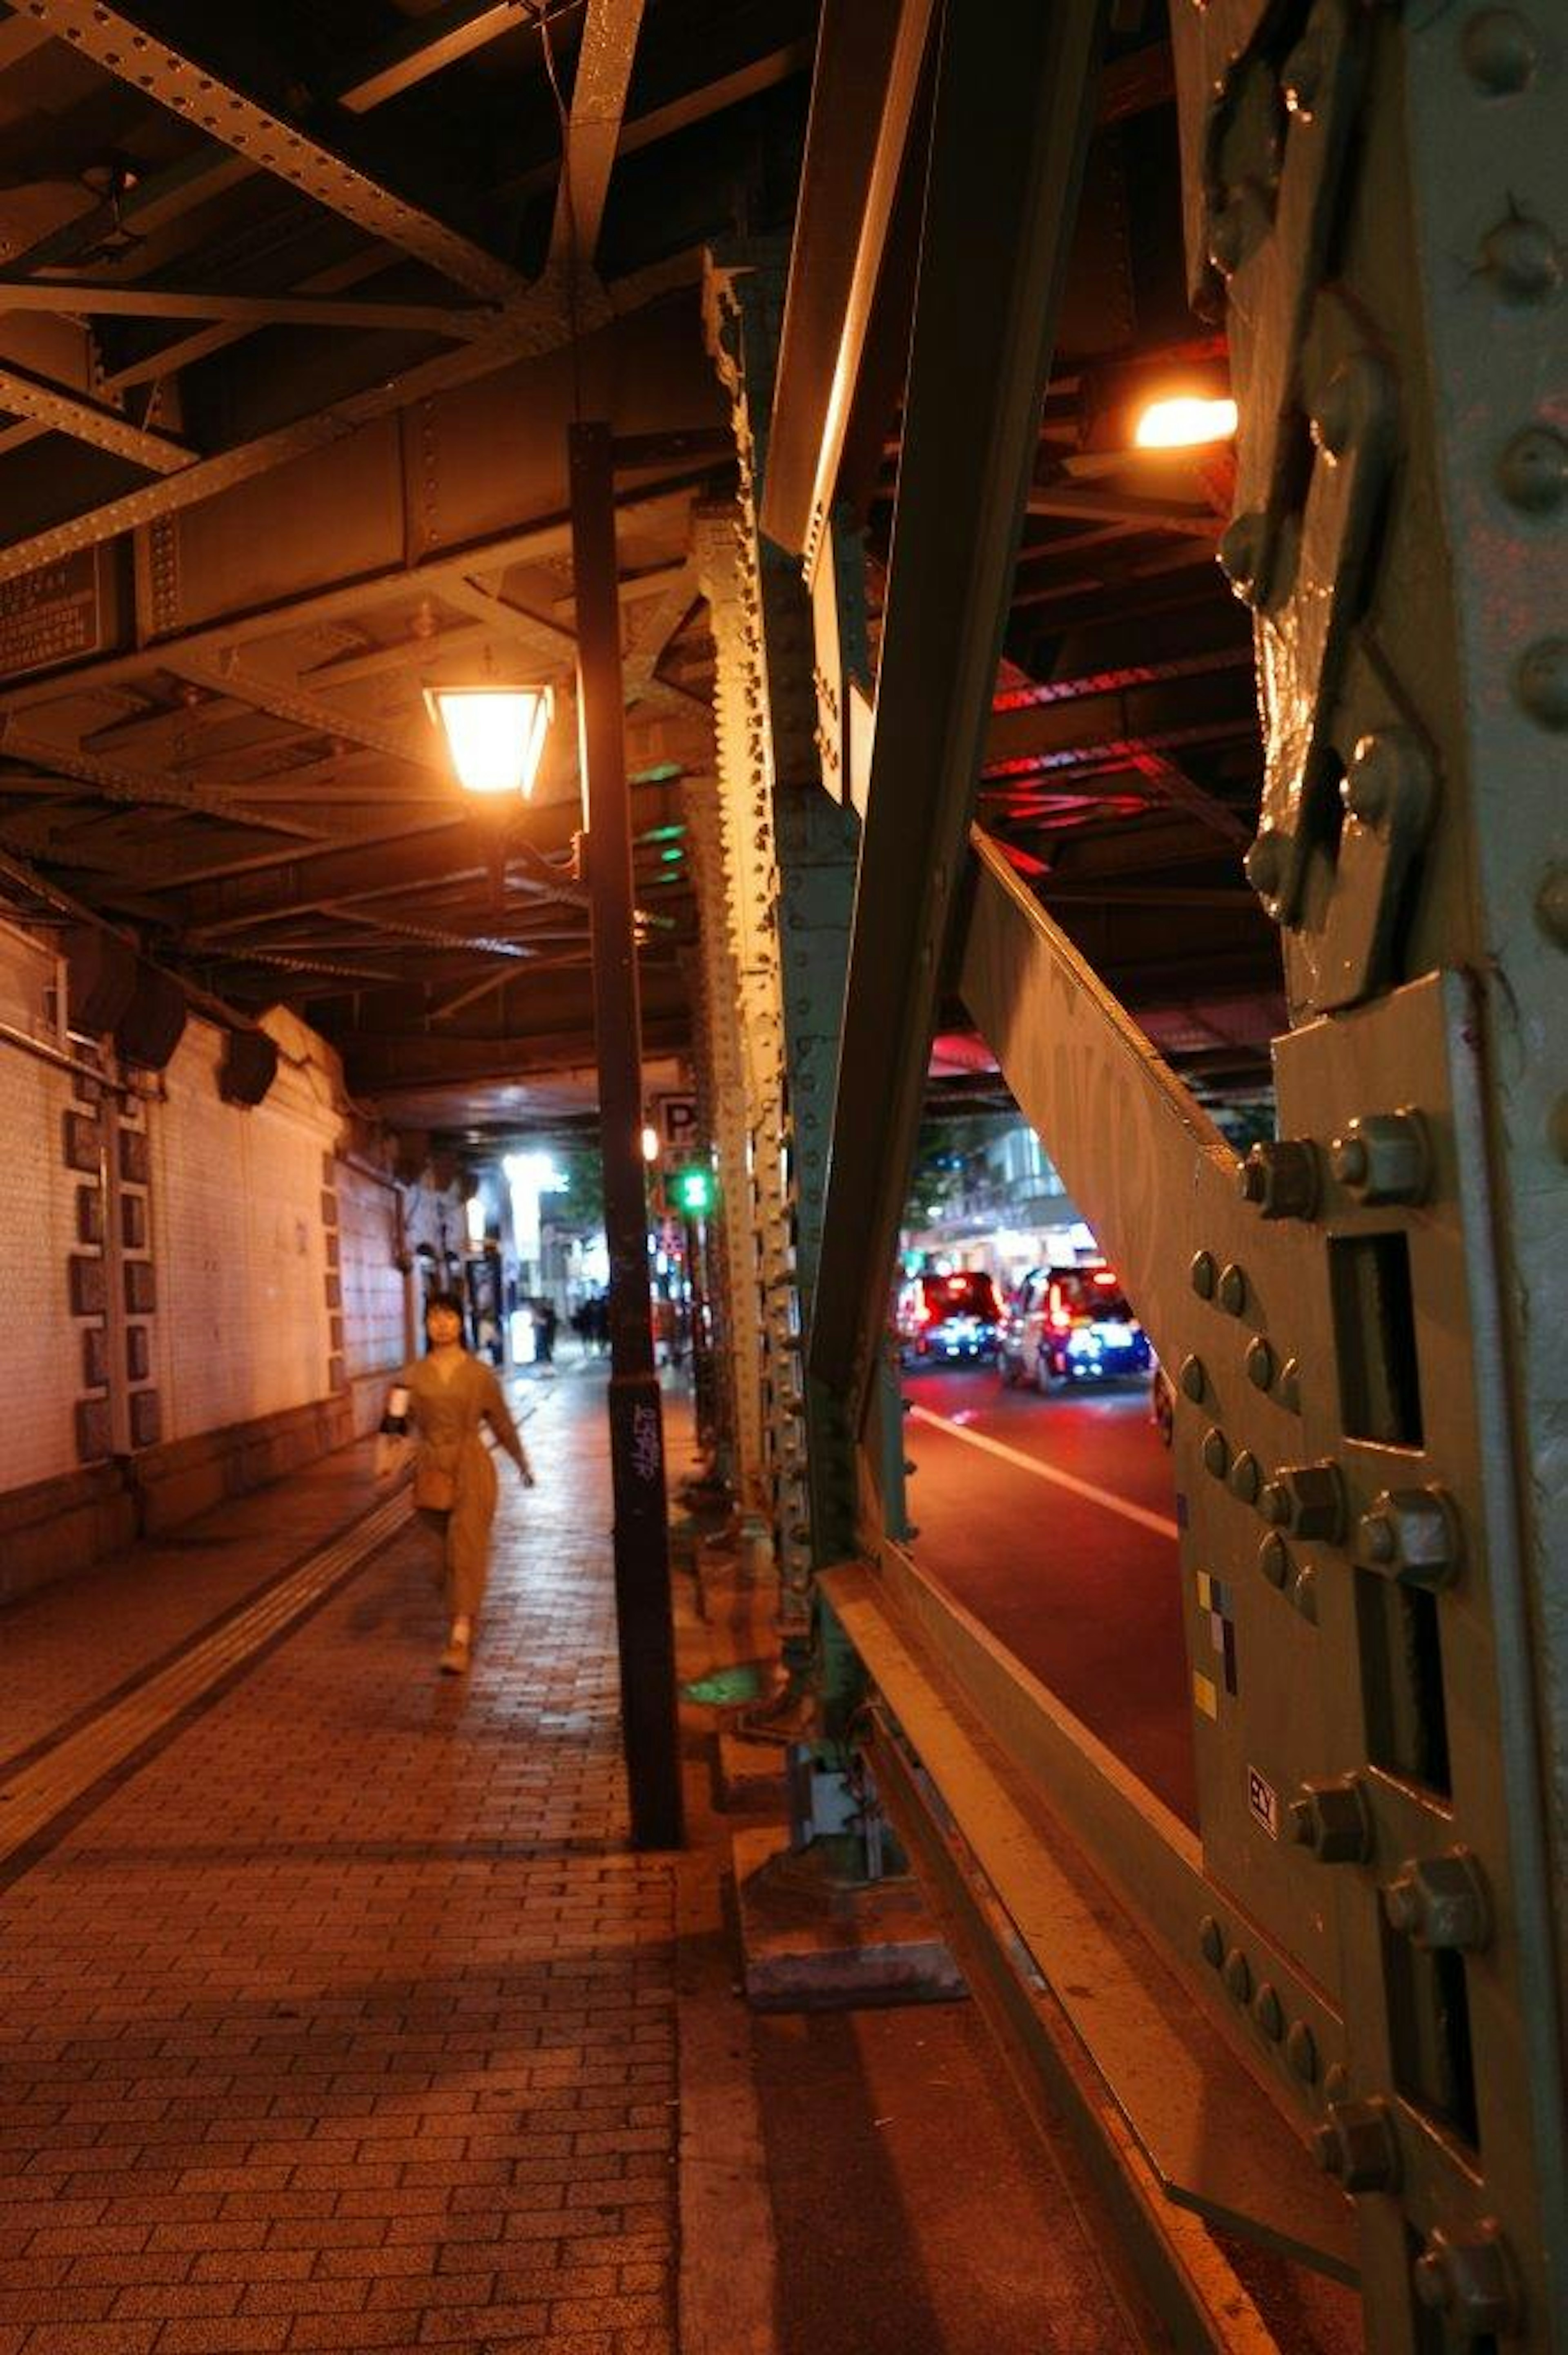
[1329,1111,1430,1205]
[1354,1487,1462,1589]
[1312,2099,1401,2192]
[1412,2227,1521,2339]
[1263,1461,1347,1543]
[1290,1775,1371,1863]
[1382,1849,1491,1951]
[1238,1139,1320,1219]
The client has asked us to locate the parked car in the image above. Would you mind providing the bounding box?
[998,1262,1151,1391]
[896,1270,1002,1366]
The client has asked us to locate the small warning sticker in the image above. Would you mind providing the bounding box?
[1247,1765,1280,1840]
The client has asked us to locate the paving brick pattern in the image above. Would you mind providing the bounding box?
[0,1445,391,1771]
[0,1372,678,2355]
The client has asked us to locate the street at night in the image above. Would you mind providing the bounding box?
[900,1365,1194,1825]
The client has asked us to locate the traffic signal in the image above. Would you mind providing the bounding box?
[670,1166,715,1216]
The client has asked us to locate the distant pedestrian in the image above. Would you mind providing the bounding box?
[376,1292,534,1675]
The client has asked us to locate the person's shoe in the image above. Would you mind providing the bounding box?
[439,1633,470,1675]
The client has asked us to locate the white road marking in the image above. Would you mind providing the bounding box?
[907,1404,1180,1541]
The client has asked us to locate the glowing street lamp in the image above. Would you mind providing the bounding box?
[1132,393,1238,450]
[424,684,554,797]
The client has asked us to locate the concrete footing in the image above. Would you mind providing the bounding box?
[732,1824,967,2012]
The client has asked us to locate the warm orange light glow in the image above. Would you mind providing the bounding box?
[425,685,553,796]
[641,1124,659,1164]
[1133,394,1238,450]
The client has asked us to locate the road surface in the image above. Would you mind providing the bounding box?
[900,1364,1195,1824]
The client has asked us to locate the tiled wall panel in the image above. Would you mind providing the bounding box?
[337,1162,405,1378]
[0,1018,80,1490]
[152,1023,336,1441]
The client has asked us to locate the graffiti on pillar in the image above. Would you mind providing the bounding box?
[630,1401,662,1484]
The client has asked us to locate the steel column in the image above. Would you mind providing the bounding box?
[569,419,683,1851]
[808,0,1111,1431]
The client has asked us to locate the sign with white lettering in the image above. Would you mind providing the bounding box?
[653,1093,699,1153]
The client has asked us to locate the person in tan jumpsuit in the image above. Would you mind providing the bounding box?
[377,1293,534,1674]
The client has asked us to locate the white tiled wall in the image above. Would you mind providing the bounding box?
[0,931,80,1489]
[337,1162,406,1378]
[151,1021,338,1442]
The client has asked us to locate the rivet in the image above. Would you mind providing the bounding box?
[1217,1262,1247,1315]
[1281,30,1325,115]
[1292,1564,1319,1623]
[1286,2019,1319,2082]
[1258,1532,1291,1589]
[1253,1982,1285,2041]
[1190,1250,1217,1300]
[1245,1336,1275,1389]
[1311,370,1354,459]
[1219,510,1268,606]
[1259,1481,1290,1528]
[1461,7,1540,93]
[1244,829,1286,903]
[1222,1947,1252,2004]
[1198,1914,1225,1967]
[1323,2062,1351,2107]
[1278,1356,1302,1413]
[1497,423,1566,514]
[1537,868,1568,949]
[1481,211,1563,304]
[1207,202,1247,278]
[1228,1448,1261,1504]
[1517,637,1568,729]
[1178,1354,1207,1402]
[1202,1426,1231,1479]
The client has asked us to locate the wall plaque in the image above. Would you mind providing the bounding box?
[0,549,104,680]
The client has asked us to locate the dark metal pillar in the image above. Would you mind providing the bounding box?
[569,418,684,1851]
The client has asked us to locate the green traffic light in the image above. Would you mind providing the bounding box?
[673,1167,714,1214]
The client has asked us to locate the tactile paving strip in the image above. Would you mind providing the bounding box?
[0,1486,413,1870]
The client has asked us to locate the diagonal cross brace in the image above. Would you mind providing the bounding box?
[18,0,529,304]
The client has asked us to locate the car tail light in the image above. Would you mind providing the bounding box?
[1048,1283,1072,1333]
[1092,1267,1119,1288]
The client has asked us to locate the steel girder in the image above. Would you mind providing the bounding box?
[704,244,862,1625]
[691,502,790,1535]
[809,0,1112,1422]
[680,773,756,1490]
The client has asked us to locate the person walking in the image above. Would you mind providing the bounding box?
[377,1292,535,1674]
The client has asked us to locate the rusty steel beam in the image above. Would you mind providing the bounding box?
[760,0,937,569]
[19,0,529,303]
[0,276,702,592]
[0,277,494,341]
[0,357,197,473]
[549,0,647,270]
[810,0,1111,1411]
[0,721,336,839]
[167,653,447,774]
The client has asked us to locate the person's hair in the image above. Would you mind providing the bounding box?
[424,1291,465,1326]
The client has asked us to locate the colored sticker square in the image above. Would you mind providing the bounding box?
[1192,1671,1218,1721]
[1196,1570,1212,1610]
[1223,1620,1239,1695]
[1210,1611,1225,1655]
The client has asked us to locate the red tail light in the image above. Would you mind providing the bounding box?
[1048,1283,1072,1333]
[1092,1267,1119,1288]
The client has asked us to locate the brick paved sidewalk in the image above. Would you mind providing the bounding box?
[0,1370,680,2355]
